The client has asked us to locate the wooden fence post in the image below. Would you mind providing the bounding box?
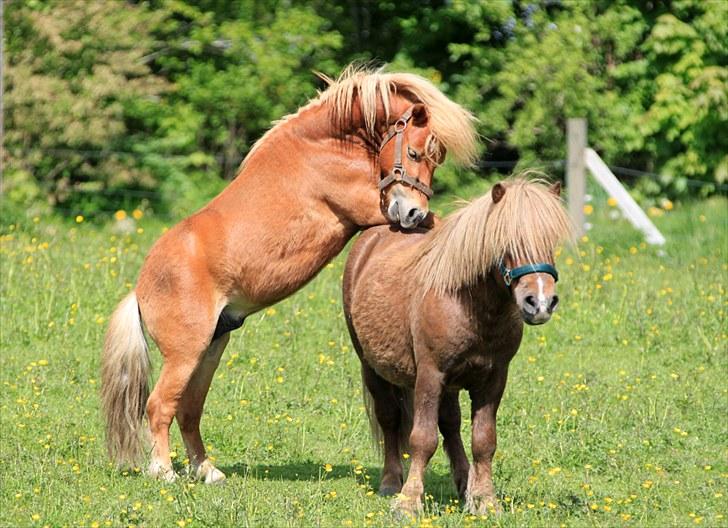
[567,118,587,237]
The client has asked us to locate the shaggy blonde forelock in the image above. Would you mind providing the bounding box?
[415,176,574,295]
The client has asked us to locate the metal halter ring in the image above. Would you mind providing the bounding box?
[393,118,408,132]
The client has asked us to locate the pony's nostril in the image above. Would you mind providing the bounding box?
[524,296,538,309]
[549,295,560,312]
[407,208,419,219]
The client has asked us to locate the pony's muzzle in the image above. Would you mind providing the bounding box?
[388,197,428,229]
[522,294,558,325]
[404,206,427,227]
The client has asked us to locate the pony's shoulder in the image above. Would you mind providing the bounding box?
[348,224,429,271]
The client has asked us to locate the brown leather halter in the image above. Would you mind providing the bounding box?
[378,106,434,199]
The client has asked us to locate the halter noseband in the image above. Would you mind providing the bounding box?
[378,106,434,199]
[498,260,559,287]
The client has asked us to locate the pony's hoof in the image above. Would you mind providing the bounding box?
[378,476,403,497]
[378,484,401,497]
[391,494,422,519]
[148,461,177,482]
[195,460,227,484]
[453,473,469,500]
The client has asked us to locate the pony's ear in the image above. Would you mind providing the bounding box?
[411,103,428,127]
[550,181,562,196]
[492,182,506,203]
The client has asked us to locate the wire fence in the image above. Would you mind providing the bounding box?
[10,146,241,167]
[479,159,728,193]
[7,148,726,220]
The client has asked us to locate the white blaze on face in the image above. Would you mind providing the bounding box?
[536,276,546,309]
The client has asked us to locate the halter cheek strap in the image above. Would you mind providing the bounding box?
[499,261,559,287]
[378,107,434,199]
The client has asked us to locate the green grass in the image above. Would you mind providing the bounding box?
[1,191,726,527]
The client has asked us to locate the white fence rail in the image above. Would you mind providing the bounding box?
[585,148,666,245]
[567,118,666,246]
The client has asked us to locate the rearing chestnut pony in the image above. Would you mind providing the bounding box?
[101,65,478,483]
[343,178,572,516]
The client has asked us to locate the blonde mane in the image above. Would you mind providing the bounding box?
[317,64,478,165]
[415,177,573,295]
[244,64,478,168]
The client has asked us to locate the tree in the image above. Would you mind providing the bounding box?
[125,0,344,216]
[4,0,344,216]
[4,0,168,214]
[5,0,725,218]
[446,0,727,192]
[633,3,728,188]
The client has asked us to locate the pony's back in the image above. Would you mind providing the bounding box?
[343,226,429,313]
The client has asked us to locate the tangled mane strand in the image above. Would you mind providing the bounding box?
[414,176,574,295]
[316,64,479,166]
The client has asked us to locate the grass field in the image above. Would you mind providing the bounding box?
[1,187,726,527]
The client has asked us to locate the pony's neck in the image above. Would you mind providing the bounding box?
[471,269,511,303]
[413,193,496,295]
[460,271,519,328]
[235,95,418,228]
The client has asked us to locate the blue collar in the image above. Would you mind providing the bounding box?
[498,260,559,287]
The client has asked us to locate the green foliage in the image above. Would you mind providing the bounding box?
[4,0,726,217]
[636,6,728,186]
[4,0,342,216]
[450,0,727,195]
[149,1,342,180]
[4,1,169,214]
[474,8,629,166]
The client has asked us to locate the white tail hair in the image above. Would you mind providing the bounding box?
[101,291,151,467]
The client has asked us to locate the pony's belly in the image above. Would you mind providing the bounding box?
[361,346,417,387]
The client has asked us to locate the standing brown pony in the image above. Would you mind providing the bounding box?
[343,178,572,516]
[101,65,477,483]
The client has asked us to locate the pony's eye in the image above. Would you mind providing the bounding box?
[407,146,420,161]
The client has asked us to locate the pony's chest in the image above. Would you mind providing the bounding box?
[228,208,353,304]
[441,329,521,390]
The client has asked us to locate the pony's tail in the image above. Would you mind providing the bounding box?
[361,369,414,456]
[361,370,384,454]
[101,291,151,467]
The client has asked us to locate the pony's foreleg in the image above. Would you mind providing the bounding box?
[176,333,230,484]
[394,364,443,517]
[466,371,507,515]
[361,364,404,496]
[438,391,469,499]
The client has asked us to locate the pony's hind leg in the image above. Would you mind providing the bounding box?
[146,357,202,481]
[439,391,470,500]
[143,306,217,481]
[176,332,231,484]
[361,364,405,496]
